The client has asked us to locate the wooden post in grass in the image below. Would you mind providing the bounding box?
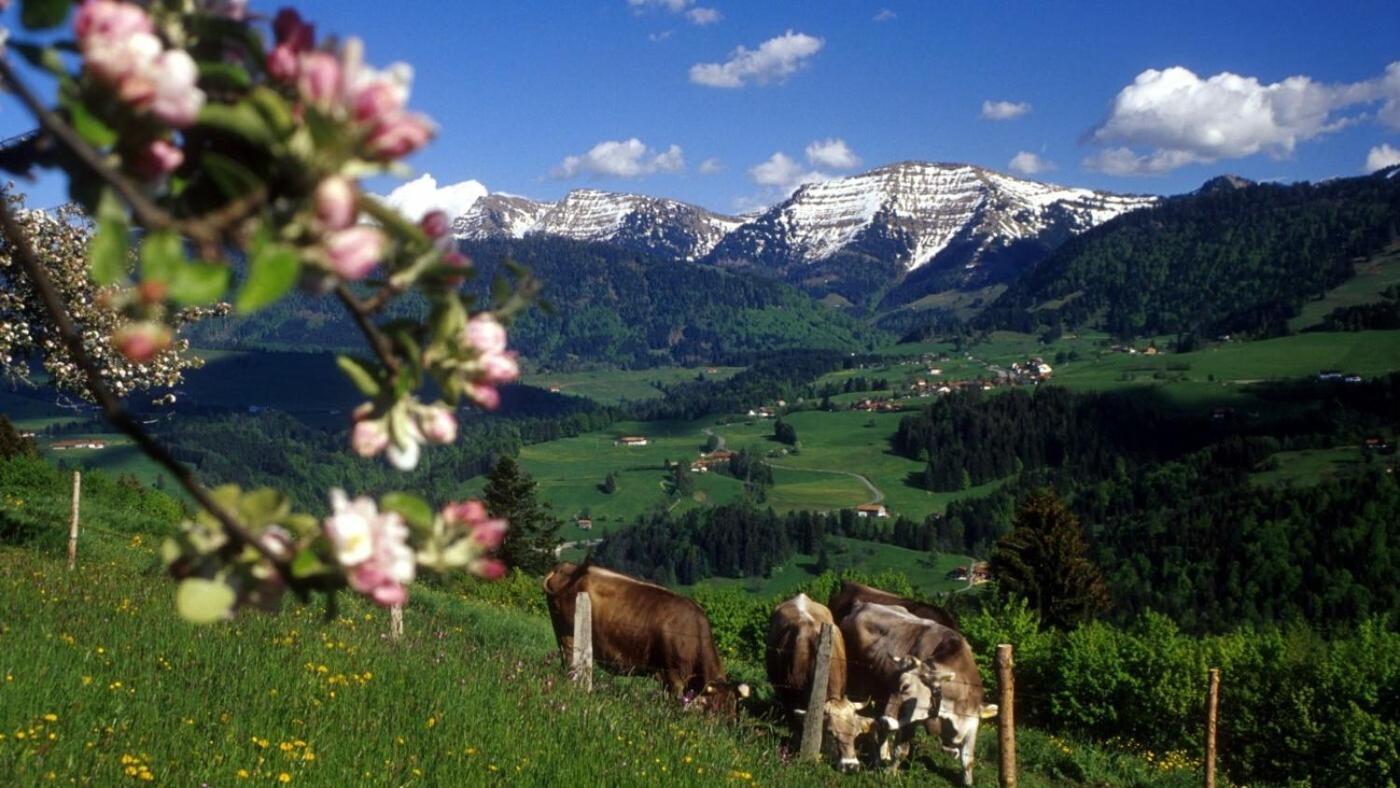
[800,623,834,762]
[571,592,593,690]
[67,471,81,571]
[996,643,1017,788]
[1205,668,1220,788]
[390,603,403,641]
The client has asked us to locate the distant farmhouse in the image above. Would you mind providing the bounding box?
[615,436,649,447]
[51,438,107,451]
[855,503,888,518]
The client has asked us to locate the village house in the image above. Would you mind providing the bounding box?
[615,436,649,447]
[946,562,993,585]
[51,438,107,451]
[855,503,888,518]
[576,518,593,531]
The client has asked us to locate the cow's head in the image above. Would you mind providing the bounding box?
[880,655,955,733]
[692,680,750,717]
[824,698,876,772]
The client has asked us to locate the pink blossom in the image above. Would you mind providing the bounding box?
[471,519,507,550]
[266,44,299,82]
[415,403,457,445]
[442,250,472,270]
[442,500,489,526]
[471,559,506,580]
[272,7,314,52]
[351,417,390,458]
[75,0,154,43]
[130,138,184,179]
[464,313,507,355]
[147,49,206,128]
[314,176,357,231]
[350,80,405,124]
[464,382,501,411]
[297,51,342,107]
[323,225,385,280]
[113,321,171,363]
[84,29,160,87]
[364,113,435,160]
[480,352,520,385]
[420,210,449,239]
[324,489,415,608]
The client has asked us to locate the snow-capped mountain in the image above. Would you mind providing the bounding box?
[453,189,740,261]
[450,161,1156,303]
[709,162,1156,272]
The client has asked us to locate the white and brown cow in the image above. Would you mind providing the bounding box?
[542,561,749,716]
[765,593,877,771]
[840,601,998,785]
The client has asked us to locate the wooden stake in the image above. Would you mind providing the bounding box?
[997,643,1017,788]
[571,592,593,691]
[1205,667,1220,788]
[67,471,81,571]
[800,623,834,762]
[390,603,403,641]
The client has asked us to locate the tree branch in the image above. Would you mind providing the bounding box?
[0,190,289,574]
[335,283,403,377]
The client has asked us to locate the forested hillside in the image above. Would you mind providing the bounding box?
[185,237,884,368]
[977,170,1400,339]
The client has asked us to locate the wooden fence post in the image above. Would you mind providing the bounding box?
[996,643,1017,788]
[1205,667,1220,788]
[389,603,404,641]
[571,592,593,691]
[800,622,834,762]
[67,471,81,571]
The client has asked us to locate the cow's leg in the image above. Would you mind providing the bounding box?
[954,718,978,787]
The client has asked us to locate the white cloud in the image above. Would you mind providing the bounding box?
[629,0,721,26]
[981,100,1031,121]
[1085,62,1400,175]
[551,139,685,179]
[804,138,861,169]
[383,175,487,223]
[1365,143,1400,173]
[1007,151,1055,176]
[648,30,673,43]
[698,157,724,175]
[873,9,896,22]
[748,152,826,192]
[686,7,722,25]
[689,30,824,88]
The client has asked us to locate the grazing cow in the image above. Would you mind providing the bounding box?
[542,561,749,715]
[840,602,997,785]
[765,594,876,772]
[828,579,961,632]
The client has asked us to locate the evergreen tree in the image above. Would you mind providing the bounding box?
[0,415,37,460]
[990,488,1110,629]
[483,456,562,575]
[774,418,798,446]
[601,471,617,494]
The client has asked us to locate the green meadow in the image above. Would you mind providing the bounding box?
[527,365,743,404]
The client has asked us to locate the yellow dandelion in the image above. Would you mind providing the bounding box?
[278,772,291,783]
[43,713,57,722]
[235,769,249,779]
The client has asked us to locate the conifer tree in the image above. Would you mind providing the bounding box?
[484,456,562,575]
[990,488,1110,628]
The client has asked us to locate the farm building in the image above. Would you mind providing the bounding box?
[51,438,107,451]
[855,503,888,518]
[615,436,649,447]
[576,518,593,531]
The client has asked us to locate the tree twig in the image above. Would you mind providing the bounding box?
[0,190,289,573]
[336,283,402,377]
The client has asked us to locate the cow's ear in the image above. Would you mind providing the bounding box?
[737,683,751,699]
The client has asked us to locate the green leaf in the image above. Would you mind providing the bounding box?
[200,152,264,200]
[336,355,381,397]
[197,100,277,147]
[88,215,129,285]
[381,492,434,532]
[139,230,186,285]
[67,100,118,148]
[236,243,300,313]
[248,87,295,138]
[237,488,290,529]
[175,577,236,624]
[290,548,327,579]
[197,61,253,92]
[20,0,72,30]
[169,261,230,306]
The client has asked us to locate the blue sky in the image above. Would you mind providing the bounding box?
[3,1,1399,213]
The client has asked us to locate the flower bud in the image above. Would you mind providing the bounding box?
[465,383,501,411]
[441,500,489,527]
[420,210,450,239]
[113,321,172,364]
[464,313,507,355]
[415,404,457,445]
[351,417,390,458]
[323,226,385,281]
[272,8,314,51]
[130,138,184,180]
[315,176,357,231]
[480,352,520,385]
[471,558,506,580]
[297,51,341,107]
[365,113,435,160]
[266,44,298,82]
[471,519,507,550]
[149,49,206,128]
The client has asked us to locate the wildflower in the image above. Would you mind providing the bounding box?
[43,713,57,722]
[278,773,291,783]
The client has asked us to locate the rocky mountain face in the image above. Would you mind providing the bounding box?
[452,162,1156,304]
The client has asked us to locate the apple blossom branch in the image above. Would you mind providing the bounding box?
[0,189,290,574]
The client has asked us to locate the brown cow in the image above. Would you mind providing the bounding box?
[840,602,997,785]
[828,579,960,632]
[542,561,749,714]
[765,594,876,771]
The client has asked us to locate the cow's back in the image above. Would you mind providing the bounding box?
[829,580,960,631]
[766,594,847,709]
